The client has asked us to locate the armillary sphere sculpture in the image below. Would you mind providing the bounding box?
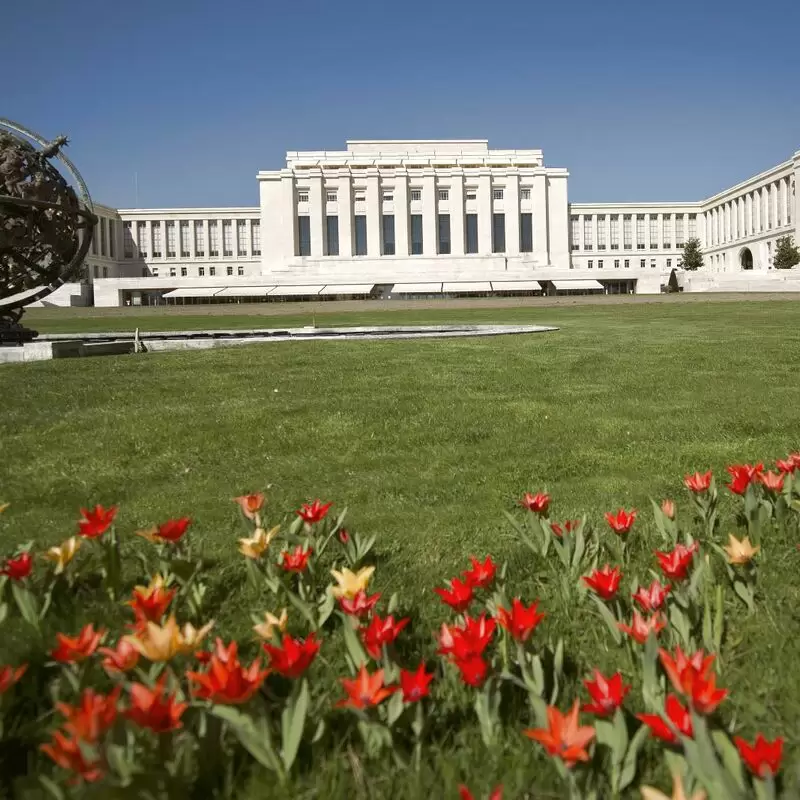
[0,119,97,344]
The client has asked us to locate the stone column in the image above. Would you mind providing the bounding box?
[338,172,353,258]
[477,172,492,254]
[505,173,520,256]
[309,172,324,256]
[280,173,296,259]
[546,173,570,269]
[450,172,465,256]
[532,173,549,264]
[394,172,409,257]
[365,170,381,256]
[421,171,437,256]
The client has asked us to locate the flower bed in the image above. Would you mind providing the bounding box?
[1,456,799,798]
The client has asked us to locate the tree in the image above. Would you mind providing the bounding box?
[773,235,800,270]
[678,237,703,271]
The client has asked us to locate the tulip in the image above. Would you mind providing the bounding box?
[77,504,118,538]
[726,463,763,495]
[496,598,545,642]
[758,471,784,493]
[658,647,727,714]
[252,608,288,640]
[605,508,637,535]
[683,471,713,493]
[55,687,120,742]
[524,700,595,768]
[0,502,8,514]
[618,611,666,644]
[0,552,33,581]
[51,624,106,663]
[434,577,474,613]
[399,663,434,702]
[655,542,699,581]
[297,499,332,524]
[661,499,676,520]
[437,615,496,660]
[640,770,707,800]
[582,564,622,600]
[459,786,503,800]
[339,590,381,617]
[127,575,176,625]
[462,555,496,589]
[519,491,551,514]
[453,655,488,687]
[0,663,27,694]
[233,492,265,521]
[582,669,631,716]
[124,615,213,662]
[263,632,320,678]
[138,517,192,544]
[338,529,350,543]
[722,533,760,565]
[125,675,188,733]
[43,536,81,574]
[41,730,103,783]
[361,614,409,659]
[336,664,395,709]
[239,525,279,559]
[734,734,784,778]
[551,519,581,537]
[281,545,313,573]
[330,565,375,599]
[632,580,671,612]
[98,639,140,675]
[775,457,797,474]
[188,639,269,704]
[637,694,693,743]
[178,620,215,654]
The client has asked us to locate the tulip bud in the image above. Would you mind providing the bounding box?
[661,499,675,519]
[338,529,350,544]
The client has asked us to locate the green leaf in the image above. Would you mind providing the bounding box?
[572,519,587,572]
[590,594,622,645]
[317,588,336,628]
[503,510,538,554]
[357,533,376,561]
[619,722,650,791]
[312,718,325,744]
[38,776,66,800]
[733,580,754,613]
[0,602,7,626]
[211,706,281,773]
[285,589,317,630]
[11,582,39,630]
[341,618,368,670]
[281,679,309,772]
[713,584,725,653]
[387,592,399,614]
[105,743,134,785]
[711,729,746,792]
[386,689,405,728]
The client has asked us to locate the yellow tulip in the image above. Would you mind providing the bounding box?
[253,608,288,640]
[124,615,214,661]
[43,536,82,574]
[133,573,169,595]
[722,533,760,565]
[239,525,279,560]
[330,566,375,599]
[178,620,215,654]
[136,526,161,544]
[0,503,9,514]
[641,771,707,800]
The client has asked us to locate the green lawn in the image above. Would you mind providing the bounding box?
[2,300,800,798]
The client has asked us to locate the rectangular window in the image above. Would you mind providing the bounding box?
[649,216,659,248]
[466,190,477,200]
[198,267,205,276]
[410,189,421,202]
[169,267,176,278]
[598,259,604,269]
[492,188,504,200]
[102,265,108,278]
[675,215,685,247]
[597,215,606,250]
[354,215,367,255]
[520,188,531,200]
[624,259,630,268]
[465,213,478,254]
[610,215,619,249]
[297,216,311,256]
[123,222,134,258]
[237,220,247,255]
[354,192,366,202]
[238,265,244,276]
[666,258,672,269]
[325,215,339,256]
[492,213,506,253]
[640,259,646,269]
[571,216,580,251]
[151,222,162,257]
[410,214,423,255]
[226,265,233,276]
[326,191,337,202]
[180,267,187,277]
[636,215,645,249]
[208,221,218,256]
[382,215,395,255]
[382,192,393,202]
[150,266,158,277]
[180,221,191,257]
[588,260,593,269]
[209,266,216,276]
[166,221,176,257]
[663,214,672,248]
[194,221,205,256]
[520,213,533,252]
[223,220,233,256]
[99,218,107,256]
[108,220,115,258]
[438,214,451,254]
[438,189,449,201]
[614,259,620,268]
[297,191,309,203]
[688,214,697,238]
[584,217,593,251]
[136,222,147,257]
[651,258,657,268]
[623,215,632,249]
[251,220,260,255]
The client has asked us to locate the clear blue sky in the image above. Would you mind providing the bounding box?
[5,0,798,209]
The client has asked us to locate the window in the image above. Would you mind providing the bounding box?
[649,216,658,248]
[194,221,205,256]
[208,221,219,256]
[181,267,187,277]
[650,258,657,268]
[571,216,580,251]
[151,267,158,277]
[636,215,645,249]
[624,259,630,268]
[180,221,191,257]
[99,218,106,256]
[666,259,672,269]
[382,215,395,255]
[610,215,619,249]
[614,259,620,268]
[199,267,205,276]
[588,260,593,269]
[152,222,162,257]
[438,214,451,255]
[410,189,421,202]
[675,215,685,247]
[521,188,531,200]
[410,214,423,255]
[169,267,176,277]
[382,192,393,202]
[123,222,134,258]
[325,215,339,256]
[465,213,478,253]
[136,222,147,256]
[91,224,98,255]
[597,215,606,250]
[209,266,216,276]
[640,259,646,269]
[438,189,449,201]
[326,191,337,202]
[226,266,233,276]
[766,188,773,228]
[354,215,367,255]
[297,191,309,203]
[166,221,176,257]
[237,220,247,255]
[108,220,115,258]
[623,215,632,249]
[520,213,533,252]
[102,266,108,278]
[297,216,311,256]
[238,265,244,276]
[688,214,697,238]
[466,190,477,200]
[354,192,366,202]
[251,220,260,255]
[583,217,593,251]
[492,188,504,201]
[598,259,604,269]
[223,220,233,256]
[492,213,505,253]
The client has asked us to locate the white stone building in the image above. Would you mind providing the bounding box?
[34,139,800,307]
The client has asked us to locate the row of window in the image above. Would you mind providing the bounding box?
[296,187,532,205]
[90,218,116,259]
[296,213,534,257]
[123,220,261,259]
[584,258,675,269]
[148,265,248,278]
[570,213,697,251]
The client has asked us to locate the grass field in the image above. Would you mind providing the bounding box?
[2,298,800,797]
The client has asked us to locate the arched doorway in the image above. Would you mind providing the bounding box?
[740,247,754,270]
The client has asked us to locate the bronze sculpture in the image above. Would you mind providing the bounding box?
[0,119,97,343]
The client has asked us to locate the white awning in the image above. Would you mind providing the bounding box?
[319,284,375,296]
[442,282,491,293]
[490,280,543,291]
[163,287,222,298]
[215,286,274,297]
[551,280,604,290]
[268,285,324,297]
[391,282,443,293]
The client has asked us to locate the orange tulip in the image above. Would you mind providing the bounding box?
[125,675,188,733]
[127,575,176,626]
[233,492,265,521]
[187,639,269,705]
[51,624,106,663]
[336,664,396,709]
[41,730,103,783]
[523,699,595,767]
[0,663,27,694]
[98,639,140,675]
[55,687,120,742]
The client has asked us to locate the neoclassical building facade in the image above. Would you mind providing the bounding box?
[40,139,800,307]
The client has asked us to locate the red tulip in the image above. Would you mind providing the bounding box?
[459,786,503,800]
[434,576,474,613]
[660,499,675,520]
[618,611,666,644]
[336,664,395,708]
[55,687,120,742]
[683,471,712,493]
[77,504,118,538]
[41,730,104,783]
[759,470,784,493]
[125,675,188,733]
[605,508,637,535]
[188,639,269,704]
[339,590,381,617]
[519,492,551,514]
[297,499,332,524]
[582,564,622,600]
[659,647,727,714]
[792,452,800,468]
[462,555,496,589]
[637,694,693,743]
[496,598,545,642]
[280,545,313,573]
[361,614,410,659]
[399,663,434,703]
[127,580,176,626]
[524,700,596,768]
[551,519,581,537]
[655,542,699,581]
[438,614,496,659]
[154,517,191,542]
[776,458,796,474]
[0,552,32,580]
[582,669,631,716]
[454,654,488,687]
[0,663,27,694]
[263,632,320,678]
[734,734,784,778]
[338,528,350,543]
[98,639,140,675]
[632,579,671,612]
[51,624,106,663]
[726,463,763,495]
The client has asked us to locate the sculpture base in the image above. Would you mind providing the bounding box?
[0,315,38,345]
